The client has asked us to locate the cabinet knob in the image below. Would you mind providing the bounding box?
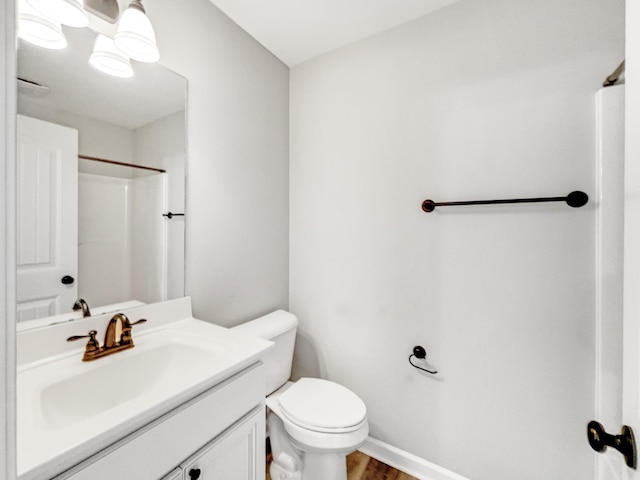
[188,468,201,479]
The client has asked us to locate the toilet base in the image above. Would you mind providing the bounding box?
[269,449,349,480]
[301,452,347,480]
[267,410,359,480]
[269,461,302,480]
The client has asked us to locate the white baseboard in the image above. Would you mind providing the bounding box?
[359,437,471,480]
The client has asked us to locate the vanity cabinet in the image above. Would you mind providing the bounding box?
[54,363,265,480]
[178,407,263,480]
[161,469,182,480]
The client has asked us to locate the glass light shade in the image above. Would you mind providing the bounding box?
[18,0,67,50]
[26,0,89,28]
[114,2,160,63]
[89,34,134,78]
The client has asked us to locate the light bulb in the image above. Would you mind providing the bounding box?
[18,0,67,50]
[90,34,135,79]
[114,0,160,63]
[26,0,89,28]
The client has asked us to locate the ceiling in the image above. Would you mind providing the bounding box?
[207,0,459,66]
[17,0,458,127]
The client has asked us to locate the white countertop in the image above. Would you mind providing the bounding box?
[17,297,272,480]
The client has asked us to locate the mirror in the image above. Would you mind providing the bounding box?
[16,23,187,328]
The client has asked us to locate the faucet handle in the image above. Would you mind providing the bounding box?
[67,330,101,360]
[120,318,147,345]
[67,329,99,342]
[126,318,147,327]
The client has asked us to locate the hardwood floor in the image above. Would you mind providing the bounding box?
[346,451,419,480]
[266,450,419,480]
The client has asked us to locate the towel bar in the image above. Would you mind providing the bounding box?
[421,190,588,213]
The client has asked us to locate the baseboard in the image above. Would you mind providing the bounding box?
[359,437,471,480]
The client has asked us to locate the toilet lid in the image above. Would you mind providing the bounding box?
[277,378,367,431]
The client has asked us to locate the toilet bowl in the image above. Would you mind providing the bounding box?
[232,311,369,480]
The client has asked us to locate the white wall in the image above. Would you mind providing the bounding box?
[289,0,624,479]
[16,100,134,163]
[147,0,290,326]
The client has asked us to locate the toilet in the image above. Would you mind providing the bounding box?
[232,310,369,480]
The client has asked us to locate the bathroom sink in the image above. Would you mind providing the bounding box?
[39,335,221,429]
[17,303,272,480]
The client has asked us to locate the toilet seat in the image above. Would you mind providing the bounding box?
[267,379,369,454]
[275,378,367,433]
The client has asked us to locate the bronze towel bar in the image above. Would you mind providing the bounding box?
[421,190,588,213]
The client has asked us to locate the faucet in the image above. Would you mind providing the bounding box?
[67,313,147,361]
[104,313,147,348]
[72,298,91,317]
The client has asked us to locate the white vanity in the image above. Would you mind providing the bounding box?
[17,297,272,480]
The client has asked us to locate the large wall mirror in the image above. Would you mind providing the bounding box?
[16,20,187,327]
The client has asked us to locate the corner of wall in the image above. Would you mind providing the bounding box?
[2,0,17,477]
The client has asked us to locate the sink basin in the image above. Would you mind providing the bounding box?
[17,305,272,480]
[40,338,219,429]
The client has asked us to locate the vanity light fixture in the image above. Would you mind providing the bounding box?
[114,0,160,63]
[84,0,119,24]
[89,34,135,79]
[26,0,89,28]
[18,0,68,50]
[19,0,161,78]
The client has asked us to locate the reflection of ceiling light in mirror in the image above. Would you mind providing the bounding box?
[114,0,160,63]
[26,0,89,28]
[89,34,135,79]
[18,0,68,50]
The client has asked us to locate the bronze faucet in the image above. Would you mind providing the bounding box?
[67,313,147,361]
[72,298,91,317]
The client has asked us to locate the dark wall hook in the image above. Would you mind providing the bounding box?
[409,345,438,374]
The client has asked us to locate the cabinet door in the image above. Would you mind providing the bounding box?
[181,408,264,480]
[161,468,183,480]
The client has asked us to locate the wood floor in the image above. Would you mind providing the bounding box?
[266,450,418,480]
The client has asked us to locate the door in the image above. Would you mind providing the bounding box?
[623,2,640,479]
[16,115,78,321]
[594,85,625,480]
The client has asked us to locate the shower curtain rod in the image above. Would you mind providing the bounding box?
[421,190,588,213]
[78,154,166,173]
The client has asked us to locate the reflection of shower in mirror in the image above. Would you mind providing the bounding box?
[78,158,167,309]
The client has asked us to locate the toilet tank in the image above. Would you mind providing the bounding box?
[232,310,298,395]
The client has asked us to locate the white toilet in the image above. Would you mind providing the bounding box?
[233,310,369,480]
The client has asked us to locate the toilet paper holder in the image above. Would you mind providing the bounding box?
[409,345,438,375]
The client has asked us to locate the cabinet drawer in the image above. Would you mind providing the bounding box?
[57,363,264,480]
